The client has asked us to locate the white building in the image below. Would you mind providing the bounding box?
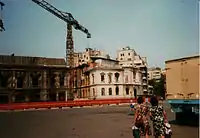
[117,46,148,95]
[74,48,105,67]
[148,67,162,81]
[82,56,144,99]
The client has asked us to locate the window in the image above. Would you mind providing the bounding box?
[114,72,119,82]
[100,72,105,82]
[109,88,112,95]
[108,73,112,83]
[125,75,128,83]
[101,88,105,96]
[128,58,132,61]
[93,88,96,96]
[133,72,136,79]
[126,88,129,95]
[120,58,123,60]
[128,53,130,56]
[92,74,94,84]
[116,86,119,95]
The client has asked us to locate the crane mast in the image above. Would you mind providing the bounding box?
[32,0,91,100]
[32,0,91,67]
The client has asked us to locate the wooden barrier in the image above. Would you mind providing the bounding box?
[0,98,138,111]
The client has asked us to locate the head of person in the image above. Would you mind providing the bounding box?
[150,96,158,106]
[137,96,144,104]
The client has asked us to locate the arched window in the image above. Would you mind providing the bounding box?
[126,87,129,95]
[100,72,105,82]
[93,88,95,96]
[101,88,105,96]
[108,73,112,83]
[115,86,119,95]
[114,72,119,82]
[109,88,112,95]
[134,88,137,98]
[92,74,95,84]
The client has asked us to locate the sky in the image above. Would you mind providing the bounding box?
[0,0,199,68]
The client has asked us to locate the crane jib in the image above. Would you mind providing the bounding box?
[31,0,91,38]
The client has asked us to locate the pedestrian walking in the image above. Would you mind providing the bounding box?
[132,96,151,138]
[149,96,166,138]
[163,109,172,138]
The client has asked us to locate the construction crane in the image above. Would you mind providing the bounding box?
[32,0,91,100]
[0,1,5,32]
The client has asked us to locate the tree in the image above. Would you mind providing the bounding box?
[149,74,166,99]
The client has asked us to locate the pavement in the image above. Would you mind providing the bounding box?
[0,104,199,138]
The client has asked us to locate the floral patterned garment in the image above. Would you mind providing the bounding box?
[135,103,152,136]
[150,105,165,136]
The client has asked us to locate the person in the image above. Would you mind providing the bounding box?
[164,122,172,138]
[133,96,151,138]
[149,96,166,138]
[129,99,136,112]
[163,109,172,138]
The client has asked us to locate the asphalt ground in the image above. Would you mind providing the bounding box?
[0,104,199,138]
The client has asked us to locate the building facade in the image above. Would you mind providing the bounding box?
[79,55,145,100]
[74,48,105,67]
[0,46,149,103]
[117,46,148,95]
[0,55,72,103]
[148,67,162,81]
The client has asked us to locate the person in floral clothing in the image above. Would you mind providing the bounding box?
[133,96,151,138]
[149,96,165,138]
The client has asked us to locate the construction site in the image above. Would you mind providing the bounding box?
[0,0,150,109]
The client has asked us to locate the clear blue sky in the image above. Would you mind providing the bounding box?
[0,0,199,68]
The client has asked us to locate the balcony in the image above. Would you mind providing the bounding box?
[141,70,146,73]
[143,82,147,86]
[142,76,147,80]
[133,80,142,85]
[143,88,147,92]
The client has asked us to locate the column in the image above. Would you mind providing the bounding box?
[54,72,60,101]
[64,72,68,101]
[7,71,16,103]
[40,71,47,101]
[24,71,30,102]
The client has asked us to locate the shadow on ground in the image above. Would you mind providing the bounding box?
[169,119,199,127]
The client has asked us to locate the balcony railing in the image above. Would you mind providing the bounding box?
[143,88,147,91]
[143,82,147,85]
[142,76,147,79]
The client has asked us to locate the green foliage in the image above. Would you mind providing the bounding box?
[149,74,166,98]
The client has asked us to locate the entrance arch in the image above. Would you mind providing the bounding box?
[134,88,137,98]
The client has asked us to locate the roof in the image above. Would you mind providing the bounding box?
[84,66,123,73]
[165,55,200,63]
[90,56,119,62]
[0,54,66,66]
[0,63,70,70]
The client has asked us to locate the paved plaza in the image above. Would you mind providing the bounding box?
[0,105,199,138]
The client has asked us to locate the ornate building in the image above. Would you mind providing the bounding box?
[0,55,72,103]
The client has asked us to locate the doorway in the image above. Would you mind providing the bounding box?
[134,88,137,98]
